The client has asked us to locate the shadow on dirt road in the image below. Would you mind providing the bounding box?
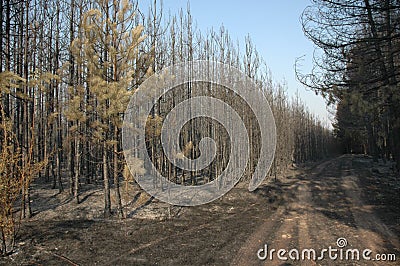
[232,155,399,266]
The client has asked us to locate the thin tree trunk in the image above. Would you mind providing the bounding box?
[74,135,80,203]
[103,142,111,217]
[114,127,123,217]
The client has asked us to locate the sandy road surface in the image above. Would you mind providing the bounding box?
[232,155,399,266]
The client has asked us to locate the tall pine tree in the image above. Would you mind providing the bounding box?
[68,0,147,217]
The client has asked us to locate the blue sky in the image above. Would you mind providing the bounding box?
[139,0,332,125]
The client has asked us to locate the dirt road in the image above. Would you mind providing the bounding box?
[2,155,399,265]
[232,155,399,265]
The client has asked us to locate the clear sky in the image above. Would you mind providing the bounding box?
[139,0,332,125]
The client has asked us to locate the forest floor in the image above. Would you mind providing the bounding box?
[1,154,399,265]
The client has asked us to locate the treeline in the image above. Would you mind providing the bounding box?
[0,0,333,254]
[299,0,400,167]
